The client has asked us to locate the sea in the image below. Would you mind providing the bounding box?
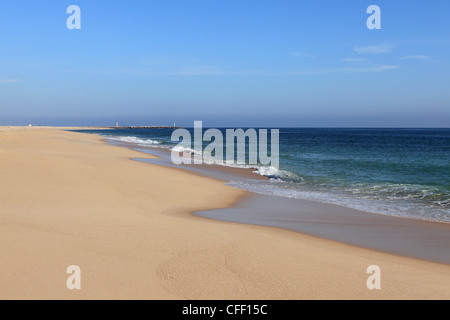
[76,128,450,223]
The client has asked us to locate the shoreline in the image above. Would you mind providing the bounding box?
[103,136,450,265]
[87,128,450,226]
[116,138,450,225]
[0,127,449,299]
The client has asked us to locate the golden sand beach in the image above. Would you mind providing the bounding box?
[0,127,449,300]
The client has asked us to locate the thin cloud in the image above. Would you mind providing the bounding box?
[286,65,399,76]
[354,43,394,54]
[0,79,21,83]
[399,55,431,60]
[66,66,266,76]
[342,58,368,62]
[339,65,398,73]
[68,63,398,77]
[291,52,315,58]
[174,65,262,76]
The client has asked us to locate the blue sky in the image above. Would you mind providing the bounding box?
[0,0,449,127]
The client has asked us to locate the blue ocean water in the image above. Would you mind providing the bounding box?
[77,128,450,223]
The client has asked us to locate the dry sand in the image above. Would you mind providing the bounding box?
[0,127,449,300]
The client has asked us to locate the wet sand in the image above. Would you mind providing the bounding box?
[197,194,450,265]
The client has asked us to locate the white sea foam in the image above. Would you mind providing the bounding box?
[254,166,279,177]
[112,136,161,146]
[171,145,202,155]
[227,179,450,223]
